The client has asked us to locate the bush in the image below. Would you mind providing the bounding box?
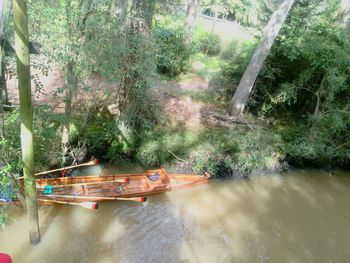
[152,24,193,77]
[194,29,222,56]
[209,39,256,102]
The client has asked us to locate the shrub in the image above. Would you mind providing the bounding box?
[194,29,222,56]
[209,39,256,102]
[152,24,193,77]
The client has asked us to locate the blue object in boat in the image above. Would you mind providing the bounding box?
[148,173,160,181]
[0,184,13,202]
[43,185,53,194]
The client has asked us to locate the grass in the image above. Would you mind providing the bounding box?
[134,119,286,177]
[189,53,223,80]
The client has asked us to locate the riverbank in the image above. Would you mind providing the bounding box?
[4,51,349,179]
[5,69,345,179]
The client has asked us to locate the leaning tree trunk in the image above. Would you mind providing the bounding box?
[230,0,295,116]
[185,0,199,33]
[13,0,41,244]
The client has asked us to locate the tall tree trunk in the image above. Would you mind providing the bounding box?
[61,0,80,158]
[111,0,128,23]
[61,62,77,157]
[0,0,11,138]
[13,0,40,244]
[339,0,350,35]
[230,0,295,116]
[144,0,155,30]
[129,0,149,36]
[0,63,6,138]
[185,0,199,33]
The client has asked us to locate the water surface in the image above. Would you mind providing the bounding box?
[0,169,349,263]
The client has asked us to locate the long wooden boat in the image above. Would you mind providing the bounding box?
[1,168,209,207]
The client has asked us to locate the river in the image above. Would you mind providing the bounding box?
[0,168,349,263]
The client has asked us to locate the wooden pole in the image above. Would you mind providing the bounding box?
[41,194,147,202]
[39,199,98,209]
[36,177,129,188]
[13,0,40,244]
[34,160,98,176]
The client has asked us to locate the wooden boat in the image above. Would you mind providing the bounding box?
[2,166,209,208]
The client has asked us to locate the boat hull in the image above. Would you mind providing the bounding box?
[3,168,209,206]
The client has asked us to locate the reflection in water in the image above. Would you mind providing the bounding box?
[0,169,350,262]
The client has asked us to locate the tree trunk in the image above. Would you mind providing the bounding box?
[230,0,295,116]
[13,0,41,244]
[339,0,350,34]
[129,0,150,36]
[111,0,128,22]
[0,0,11,138]
[61,62,77,157]
[185,0,199,33]
[0,62,6,138]
[61,0,80,158]
[144,0,155,30]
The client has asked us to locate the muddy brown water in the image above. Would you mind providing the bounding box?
[0,168,350,263]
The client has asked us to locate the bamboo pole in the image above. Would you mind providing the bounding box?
[34,160,98,176]
[13,0,40,244]
[41,194,147,202]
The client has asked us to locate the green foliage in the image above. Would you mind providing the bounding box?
[0,110,22,178]
[0,208,8,228]
[193,28,222,56]
[251,1,350,165]
[185,126,284,176]
[75,114,120,160]
[188,142,223,175]
[211,0,350,166]
[152,16,193,77]
[190,53,222,80]
[133,122,284,177]
[283,111,350,165]
[0,106,63,175]
[136,127,196,167]
[209,39,256,102]
[118,34,160,131]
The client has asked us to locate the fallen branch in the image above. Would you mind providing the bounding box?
[167,149,187,163]
[201,111,256,128]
